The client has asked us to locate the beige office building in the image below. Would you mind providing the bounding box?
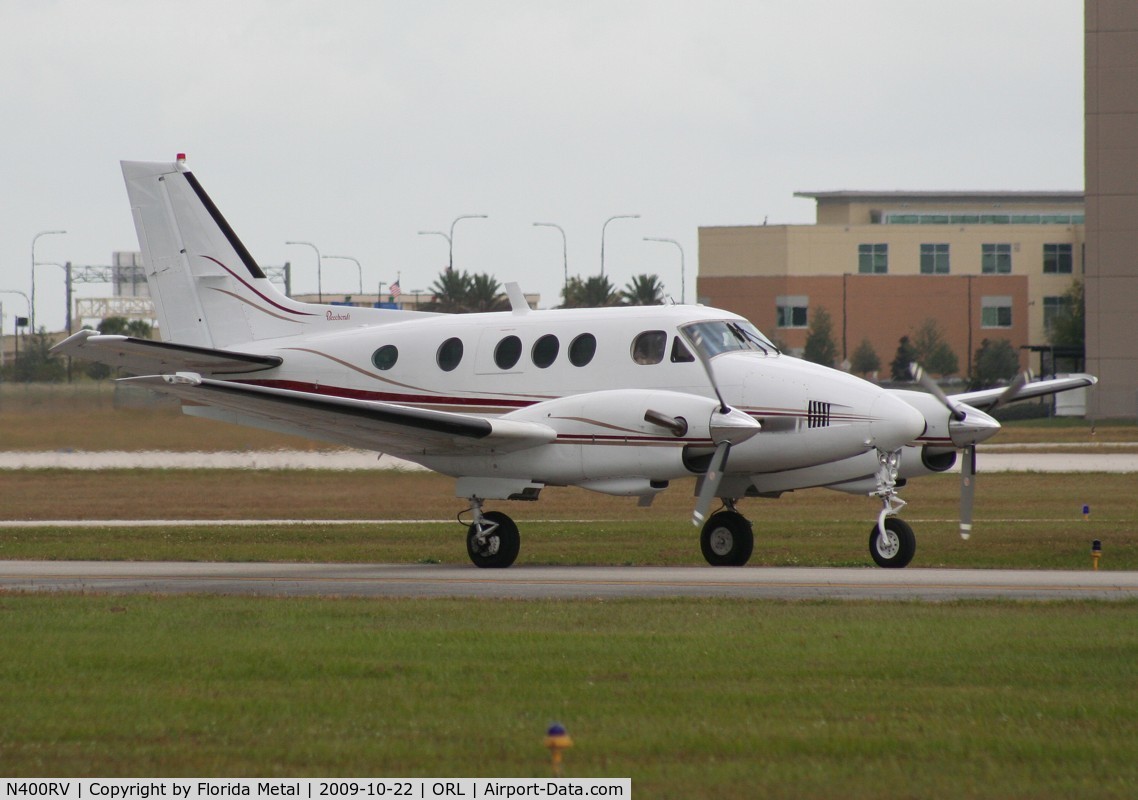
[698,192,1084,377]
[698,0,1137,419]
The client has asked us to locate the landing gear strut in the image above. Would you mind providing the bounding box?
[868,448,915,568]
[465,498,520,569]
[699,503,754,566]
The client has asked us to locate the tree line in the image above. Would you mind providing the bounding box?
[424,270,667,312]
[802,280,1084,389]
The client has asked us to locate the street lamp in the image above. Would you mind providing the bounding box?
[284,241,323,302]
[643,237,686,304]
[324,255,364,296]
[33,261,75,335]
[31,230,66,331]
[533,222,568,289]
[418,214,488,272]
[600,215,639,277]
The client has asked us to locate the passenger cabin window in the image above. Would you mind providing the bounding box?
[372,345,398,371]
[632,330,667,365]
[494,335,522,369]
[437,337,464,371]
[568,333,597,367]
[532,334,559,368]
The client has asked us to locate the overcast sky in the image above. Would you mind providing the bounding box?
[2,0,1084,331]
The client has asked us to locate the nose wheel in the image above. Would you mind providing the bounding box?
[869,517,916,568]
[700,509,754,566]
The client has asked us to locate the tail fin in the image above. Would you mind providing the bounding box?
[122,158,402,348]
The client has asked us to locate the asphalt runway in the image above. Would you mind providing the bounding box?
[2,561,1135,601]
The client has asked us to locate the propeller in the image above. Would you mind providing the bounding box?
[910,364,1029,539]
[688,327,761,526]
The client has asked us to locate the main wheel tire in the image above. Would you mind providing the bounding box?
[467,511,520,568]
[869,517,916,568]
[700,511,754,566]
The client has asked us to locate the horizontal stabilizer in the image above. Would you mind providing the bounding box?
[51,330,282,376]
[120,373,556,456]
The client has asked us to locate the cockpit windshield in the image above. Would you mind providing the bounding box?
[680,320,779,359]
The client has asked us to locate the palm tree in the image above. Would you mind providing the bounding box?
[426,269,473,313]
[621,273,664,306]
[560,275,621,308]
[467,273,509,312]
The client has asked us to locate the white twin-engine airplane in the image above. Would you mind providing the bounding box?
[54,158,1097,569]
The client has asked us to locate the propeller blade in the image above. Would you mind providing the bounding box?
[688,327,729,413]
[693,441,730,526]
[910,363,966,421]
[988,370,1032,413]
[959,444,976,540]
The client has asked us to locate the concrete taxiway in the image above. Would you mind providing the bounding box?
[2,561,1135,601]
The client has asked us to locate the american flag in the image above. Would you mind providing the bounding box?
[390,280,401,299]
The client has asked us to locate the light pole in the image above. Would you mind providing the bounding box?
[33,262,75,335]
[325,255,363,296]
[419,215,488,272]
[600,215,639,277]
[533,222,568,289]
[284,241,323,302]
[643,237,686,304]
[31,230,66,331]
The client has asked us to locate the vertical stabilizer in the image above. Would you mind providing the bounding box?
[122,158,331,347]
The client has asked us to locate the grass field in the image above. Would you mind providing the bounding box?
[2,384,1137,794]
[1,594,1136,799]
[0,469,1134,569]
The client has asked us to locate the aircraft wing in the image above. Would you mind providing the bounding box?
[948,373,1098,411]
[120,372,556,456]
[51,329,282,376]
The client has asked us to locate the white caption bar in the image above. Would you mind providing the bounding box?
[0,779,631,800]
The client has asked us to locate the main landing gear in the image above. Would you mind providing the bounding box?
[699,503,754,566]
[465,499,520,569]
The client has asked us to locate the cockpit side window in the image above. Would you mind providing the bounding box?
[670,337,695,363]
[631,330,667,365]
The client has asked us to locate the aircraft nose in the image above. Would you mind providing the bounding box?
[868,392,927,450]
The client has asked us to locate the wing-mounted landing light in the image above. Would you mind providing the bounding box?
[911,364,1028,538]
[688,327,761,526]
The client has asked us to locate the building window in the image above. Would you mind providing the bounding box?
[1043,243,1073,274]
[982,243,1012,274]
[776,296,808,328]
[920,243,950,274]
[1042,296,1068,333]
[858,243,888,274]
[981,296,1013,328]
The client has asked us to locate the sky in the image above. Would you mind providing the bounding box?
[1,0,1085,332]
